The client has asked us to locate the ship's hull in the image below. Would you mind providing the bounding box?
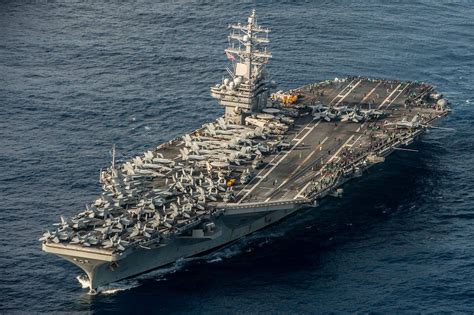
[43,201,305,291]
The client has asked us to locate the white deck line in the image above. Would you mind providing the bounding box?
[328,134,356,163]
[234,119,317,199]
[348,134,363,148]
[384,83,410,109]
[294,133,356,199]
[265,136,329,202]
[328,79,357,105]
[378,83,402,109]
[360,82,381,103]
[290,123,365,188]
[334,80,362,106]
[238,121,321,203]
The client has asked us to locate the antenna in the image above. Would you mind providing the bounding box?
[210,10,274,124]
[112,144,116,171]
[226,67,236,79]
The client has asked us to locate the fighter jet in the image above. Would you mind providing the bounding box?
[340,108,364,123]
[384,114,422,129]
[179,148,206,161]
[129,222,153,239]
[102,234,129,251]
[360,108,385,120]
[39,230,59,243]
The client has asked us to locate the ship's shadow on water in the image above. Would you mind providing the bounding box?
[85,141,442,312]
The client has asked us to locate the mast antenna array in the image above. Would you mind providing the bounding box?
[210,10,275,124]
[225,9,272,82]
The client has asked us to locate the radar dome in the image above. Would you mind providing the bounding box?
[437,98,447,107]
[234,77,242,87]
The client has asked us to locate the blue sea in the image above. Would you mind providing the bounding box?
[1,0,473,313]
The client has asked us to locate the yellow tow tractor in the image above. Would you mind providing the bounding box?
[271,90,298,105]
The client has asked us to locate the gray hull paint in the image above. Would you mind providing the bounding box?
[52,203,304,290]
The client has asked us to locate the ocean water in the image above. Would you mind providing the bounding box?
[1,0,473,313]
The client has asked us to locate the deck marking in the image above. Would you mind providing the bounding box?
[334,80,362,106]
[360,82,381,103]
[235,119,318,200]
[293,123,365,199]
[348,135,363,148]
[328,134,355,163]
[384,83,410,109]
[239,121,321,203]
[328,79,356,104]
[294,133,356,199]
[265,136,329,202]
[378,83,402,109]
[328,79,357,105]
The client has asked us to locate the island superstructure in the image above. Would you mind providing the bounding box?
[40,10,450,292]
[210,10,273,124]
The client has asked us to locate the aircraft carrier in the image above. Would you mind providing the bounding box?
[40,10,450,292]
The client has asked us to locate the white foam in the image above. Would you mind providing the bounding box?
[76,274,90,289]
[99,281,138,295]
[208,257,223,263]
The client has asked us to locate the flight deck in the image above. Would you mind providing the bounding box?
[224,77,448,206]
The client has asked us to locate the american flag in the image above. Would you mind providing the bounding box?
[225,50,235,61]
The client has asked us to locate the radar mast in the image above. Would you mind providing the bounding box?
[211,10,275,124]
